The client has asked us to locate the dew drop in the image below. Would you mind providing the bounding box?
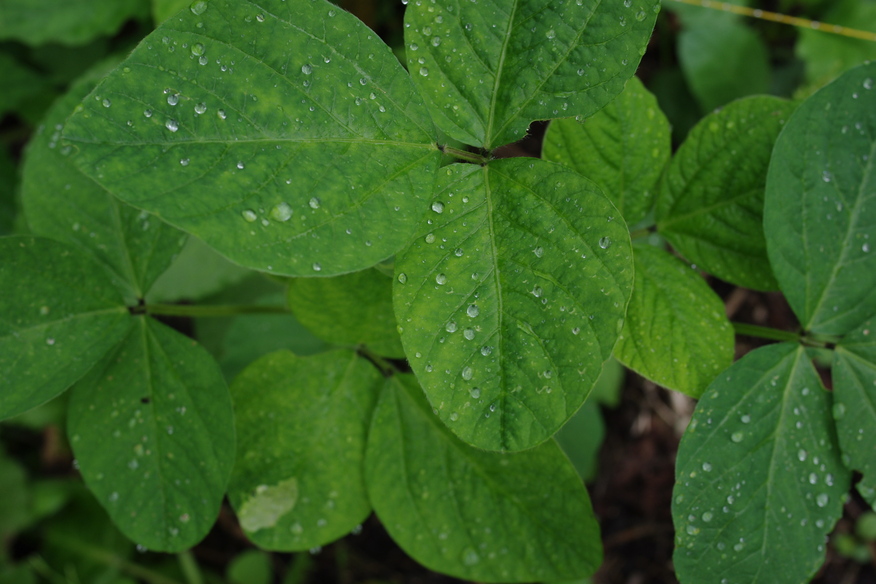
[194,102,207,114]
[165,119,179,132]
[191,43,205,56]
[470,387,481,399]
[431,201,444,213]
[533,246,544,258]
[179,158,190,166]
[309,197,321,209]
[217,109,227,120]
[102,98,112,108]
[466,304,480,318]
[461,367,473,380]
[435,273,447,285]
[816,493,829,508]
[419,67,429,76]
[167,93,180,106]
[397,273,408,284]
[730,431,744,443]
[46,337,56,346]
[598,236,612,249]
[480,346,492,356]
[463,328,475,340]
[236,161,245,170]
[301,64,313,75]
[241,209,257,222]
[190,0,207,15]
[270,202,293,222]
[144,109,153,118]
[312,263,322,272]
[445,321,457,333]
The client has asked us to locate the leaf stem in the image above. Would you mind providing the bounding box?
[357,344,396,377]
[629,227,654,241]
[142,304,289,318]
[732,322,801,343]
[440,145,489,165]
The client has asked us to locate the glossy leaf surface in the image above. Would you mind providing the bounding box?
[365,374,601,583]
[673,343,850,584]
[287,268,404,358]
[0,236,130,419]
[228,350,380,550]
[833,319,876,505]
[22,64,187,303]
[657,96,795,290]
[765,63,876,334]
[542,76,670,226]
[63,0,441,276]
[68,317,235,551]
[614,245,733,398]
[394,158,633,451]
[404,0,660,148]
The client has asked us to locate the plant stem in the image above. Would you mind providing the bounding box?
[732,322,801,343]
[177,551,204,584]
[440,145,489,164]
[629,227,654,241]
[143,304,289,317]
[357,344,396,377]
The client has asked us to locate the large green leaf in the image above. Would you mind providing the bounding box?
[404,0,660,148]
[764,63,876,334]
[67,316,235,552]
[0,0,148,46]
[0,53,49,118]
[614,245,733,398]
[394,158,633,451]
[63,0,441,277]
[227,350,380,551]
[796,0,876,92]
[0,147,17,237]
[287,268,404,358]
[22,63,187,304]
[657,96,796,291]
[0,236,131,419]
[542,76,670,226]
[365,374,601,583]
[832,319,876,506]
[673,343,850,584]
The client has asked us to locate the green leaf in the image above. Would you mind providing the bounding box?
[394,158,633,451]
[62,0,441,277]
[614,245,733,398]
[0,148,17,237]
[764,63,876,335]
[673,343,851,584]
[0,0,149,46]
[152,0,190,24]
[0,450,32,537]
[657,96,796,290]
[554,400,603,483]
[227,350,380,551]
[67,316,235,552]
[677,13,770,111]
[796,0,876,92]
[220,295,329,380]
[542,77,670,226]
[404,0,660,148]
[0,236,131,419]
[22,65,187,304]
[145,236,250,303]
[227,550,272,584]
[365,374,601,583]
[832,319,876,505]
[287,268,404,358]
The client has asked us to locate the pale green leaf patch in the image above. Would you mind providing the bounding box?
[614,245,733,398]
[405,0,660,148]
[63,0,441,277]
[765,62,876,335]
[227,350,381,551]
[22,61,187,304]
[67,317,235,552]
[394,158,633,451]
[365,374,602,583]
[0,0,148,46]
[832,319,876,506]
[542,76,670,226]
[657,96,795,291]
[0,236,131,419]
[287,268,404,358]
[673,343,850,584]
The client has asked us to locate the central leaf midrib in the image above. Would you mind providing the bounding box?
[483,0,518,149]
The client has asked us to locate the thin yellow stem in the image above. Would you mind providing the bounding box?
[666,0,876,42]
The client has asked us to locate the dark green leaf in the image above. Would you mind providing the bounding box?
[404,0,660,148]
[764,62,876,334]
[152,0,190,24]
[0,0,149,46]
[67,317,235,551]
[227,550,272,584]
[0,450,31,537]
[394,158,633,451]
[0,53,49,118]
[554,400,603,483]
[227,350,380,551]
[657,96,796,290]
[287,268,404,358]
[0,236,130,419]
[365,374,601,583]
[542,76,670,226]
[673,343,850,584]
[614,245,733,398]
[832,319,876,505]
[22,64,187,303]
[0,147,17,237]
[63,0,441,276]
